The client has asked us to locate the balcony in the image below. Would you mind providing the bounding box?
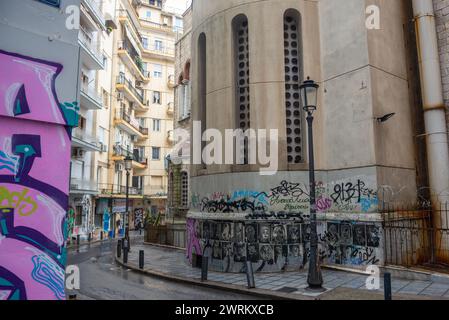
[141,43,175,62]
[117,40,149,82]
[71,127,100,152]
[115,74,148,111]
[79,27,104,70]
[81,0,106,30]
[114,109,146,138]
[111,145,148,169]
[167,75,175,88]
[98,183,143,197]
[70,178,99,195]
[80,85,103,110]
[139,18,176,34]
[167,102,174,115]
[167,130,175,144]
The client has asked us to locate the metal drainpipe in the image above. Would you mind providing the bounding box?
[412,0,449,261]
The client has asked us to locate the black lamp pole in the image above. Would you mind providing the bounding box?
[124,155,132,251]
[300,78,324,291]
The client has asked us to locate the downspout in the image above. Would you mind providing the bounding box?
[412,0,449,205]
[412,0,449,262]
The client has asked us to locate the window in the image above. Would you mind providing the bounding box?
[153,64,162,78]
[98,127,106,145]
[142,37,149,49]
[198,33,207,167]
[36,0,60,8]
[284,10,303,164]
[146,10,152,19]
[181,171,188,207]
[153,91,161,104]
[102,89,109,108]
[155,40,163,51]
[153,119,161,131]
[177,81,191,120]
[152,147,160,160]
[233,15,250,164]
[174,17,183,32]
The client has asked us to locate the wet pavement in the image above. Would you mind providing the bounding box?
[66,236,261,300]
[121,243,449,300]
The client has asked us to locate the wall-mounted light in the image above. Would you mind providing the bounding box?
[376,113,396,123]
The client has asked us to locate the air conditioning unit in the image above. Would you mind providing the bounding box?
[100,143,108,153]
[115,163,124,171]
[117,92,124,101]
[72,148,85,158]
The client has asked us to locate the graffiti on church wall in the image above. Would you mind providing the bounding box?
[186,217,382,273]
[191,175,379,218]
[0,50,77,300]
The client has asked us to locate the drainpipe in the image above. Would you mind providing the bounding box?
[412,0,449,204]
[412,0,449,262]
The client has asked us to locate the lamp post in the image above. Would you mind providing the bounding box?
[300,77,324,291]
[124,155,133,250]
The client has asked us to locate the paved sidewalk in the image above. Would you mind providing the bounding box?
[115,244,449,300]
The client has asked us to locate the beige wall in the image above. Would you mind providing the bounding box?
[188,0,419,206]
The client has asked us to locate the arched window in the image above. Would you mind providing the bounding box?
[181,171,189,207]
[198,33,207,167]
[233,15,250,164]
[284,10,304,164]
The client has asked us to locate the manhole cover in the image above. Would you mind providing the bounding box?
[276,287,298,293]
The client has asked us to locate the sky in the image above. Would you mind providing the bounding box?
[165,0,190,12]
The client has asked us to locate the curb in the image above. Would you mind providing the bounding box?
[114,255,314,301]
[143,242,186,252]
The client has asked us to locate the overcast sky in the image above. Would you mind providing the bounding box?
[165,0,190,11]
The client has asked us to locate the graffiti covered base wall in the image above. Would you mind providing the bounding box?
[185,168,412,272]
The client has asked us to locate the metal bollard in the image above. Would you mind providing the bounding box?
[201,256,209,281]
[76,235,80,246]
[117,240,122,258]
[384,273,392,300]
[139,250,144,269]
[123,247,128,264]
[245,260,256,289]
[100,231,103,240]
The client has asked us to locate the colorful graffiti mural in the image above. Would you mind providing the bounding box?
[0,50,76,300]
[192,177,379,217]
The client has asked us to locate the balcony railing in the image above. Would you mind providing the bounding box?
[72,128,100,147]
[112,145,147,165]
[82,0,106,27]
[116,74,145,104]
[140,18,176,33]
[113,145,133,158]
[117,40,148,76]
[70,178,98,192]
[139,126,149,136]
[143,44,175,56]
[78,27,104,64]
[81,84,103,105]
[98,183,143,196]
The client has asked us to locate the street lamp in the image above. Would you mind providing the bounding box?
[300,77,324,291]
[124,155,133,249]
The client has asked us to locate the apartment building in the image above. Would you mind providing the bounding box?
[98,0,182,236]
[69,0,116,241]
